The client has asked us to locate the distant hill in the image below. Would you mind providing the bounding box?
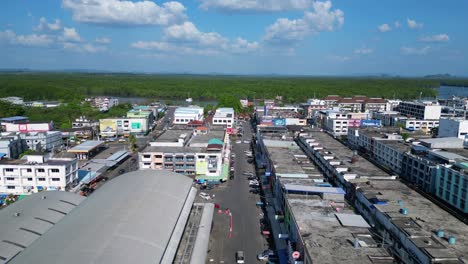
[424,74,454,79]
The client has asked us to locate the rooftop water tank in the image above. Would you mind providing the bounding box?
[448,236,456,245]
[400,208,408,215]
[437,230,444,238]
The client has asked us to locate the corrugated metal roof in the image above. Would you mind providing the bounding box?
[8,170,195,264]
[283,184,346,194]
[0,192,85,263]
[67,140,105,153]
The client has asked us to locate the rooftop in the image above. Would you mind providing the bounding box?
[0,157,75,166]
[288,196,394,264]
[67,140,105,153]
[0,116,28,122]
[8,170,196,264]
[265,140,309,176]
[355,180,468,260]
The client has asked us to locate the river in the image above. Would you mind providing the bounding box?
[437,86,468,99]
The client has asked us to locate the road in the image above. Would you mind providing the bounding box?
[206,121,266,263]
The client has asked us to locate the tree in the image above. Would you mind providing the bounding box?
[129,134,137,152]
[401,132,409,142]
[217,96,242,113]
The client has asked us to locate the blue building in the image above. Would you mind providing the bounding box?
[435,160,468,213]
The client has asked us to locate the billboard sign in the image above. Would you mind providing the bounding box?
[99,119,117,133]
[273,118,286,126]
[360,119,381,127]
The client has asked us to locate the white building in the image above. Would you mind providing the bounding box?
[397,119,439,132]
[19,131,63,152]
[438,118,468,139]
[0,97,24,105]
[72,116,99,128]
[397,101,441,120]
[212,108,235,128]
[4,122,52,133]
[0,154,78,194]
[173,106,204,125]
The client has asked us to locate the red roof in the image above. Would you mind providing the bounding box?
[338,98,361,104]
[365,98,387,103]
[188,120,203,125]
[196,126,208,131]
[323,95,342,101]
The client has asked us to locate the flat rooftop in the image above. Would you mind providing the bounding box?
[154,129,192,142]
[303,131,391,179]
[142,146,205,154]
[265,141,309,176]
[356,180,468,260]
[0,158,75,166]
[189,130,225,146]
[288,196,394,264]
[378,140,412,153]
[67,140,105,153]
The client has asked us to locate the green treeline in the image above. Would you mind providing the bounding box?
[0,73,447,103]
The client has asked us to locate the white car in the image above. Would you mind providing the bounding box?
[249,181,259,186]
[199,192,211,200]
[118,138,126,142]
[243,172,253,176]
[243,140,250,144]
[236,140,242,144]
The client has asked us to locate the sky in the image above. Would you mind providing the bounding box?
[0,0,467,76]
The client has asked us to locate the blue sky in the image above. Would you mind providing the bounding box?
[1,0,467,76]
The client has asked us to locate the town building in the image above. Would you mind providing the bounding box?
[0,96,24,105]
[434,155,468,213]
[18,131,62,152]
[0,154,78,194]
[3,122,53,133]
[438,118,468,139]
[296,129,468,263]
[72,116,99,128]
[397,101,442,120]
[67,140,105,160]
[396,118,440,133]
[86,97,119,111]
[0,134,26,159]
[173,106,204,125]
[212,107,235,128]
[0,116,29,125]
[301,99,327,118]
[139,129,228,181]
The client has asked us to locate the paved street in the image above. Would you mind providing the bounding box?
[206,121,266,263]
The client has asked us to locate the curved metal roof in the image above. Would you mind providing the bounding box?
[207,138,223,145]
[0,191,85,263]
[8,170,196,264]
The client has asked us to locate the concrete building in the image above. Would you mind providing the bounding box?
[363,98,388,112]
[0,134,26,159]
[4,122,53,133]
[212,107,235,128]
[0,154,78,194]
[0,96,24,105]
[434,156,468,213]
[396,118,439,133]
[438,118,468,139]
[397,101,442,120]
[0,116,29,125]
[72,116,99,128]
[173,106,204,125]
[301,99,327,118]
[3,170,212,264]
[67,140,105,160]
[19,131,62,152]
[99,117,149,137]
[87,97,119,111]
[296,129,468,264]
[139,129,228,180]
[320,110,370,136]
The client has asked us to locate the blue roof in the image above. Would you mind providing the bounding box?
[0,116,28,122]
[0,153,6,158]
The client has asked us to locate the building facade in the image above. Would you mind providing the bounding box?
[438,118,468,139]
[212,108,235,128]
[397,101,442,120]
[19,131,62,152]
[0,155,78,194]
[0,135,26,159]
[434,162,468,213]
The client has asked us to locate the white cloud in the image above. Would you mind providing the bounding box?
[199,0,312,12]
[131,21,259,55]
[62,0,187,26]
[401,46,430,55]
[61,27,81,42]
[0,30,53,47]
[35,17,62,32]
[407,18,423,29]
[354,48,373,54]
[63,42,106,53]
[419,34,449,43]
[394,21,401,29]
[378,23,391,33]
[263,1,344,44]
[95,37,111,44]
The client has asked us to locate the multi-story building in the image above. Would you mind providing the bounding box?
[0,154,78,194]
[396,118,439,133]
[434,158,468,213]
[320,110,370,136]
[0,96,24,105]
[438,118,468,139]
[173,106,204,125]
[18,131,63,152]
[99,117,149,137]
[363,98,388,112]
[72,116,99,128]
[212,107,235,128]
[0,134,26,159]
[87,97,119,111]
[301,99,327,118]
[323,95,341,108]
[397,101,442,120]
[139,129,228,180]
[337,97,363,112]
[296,129,468,264]
[3,122,53,133]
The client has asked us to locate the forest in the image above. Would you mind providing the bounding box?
[0,72,449,103]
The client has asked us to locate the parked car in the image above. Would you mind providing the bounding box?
[199,192,211,200]
[236,251,245,264]
[247,159,254,164]
[236,140,242,144]
[247,176,257,180]
[243,140,250,144]
[243,172,253,176]
[118,138,126,142]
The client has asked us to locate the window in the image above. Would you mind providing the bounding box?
[144,163,150,166]
[7,186,15,189]
[143,155,150,158]
[198,155,205,159]
[51,169,60,173]
[27,178,33,181]
[51,178,60,181]
[27,168,32,172]
[38,178,46,181]
[5,168,14,172]
[6,177,15,181]
[37,169,45,173]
